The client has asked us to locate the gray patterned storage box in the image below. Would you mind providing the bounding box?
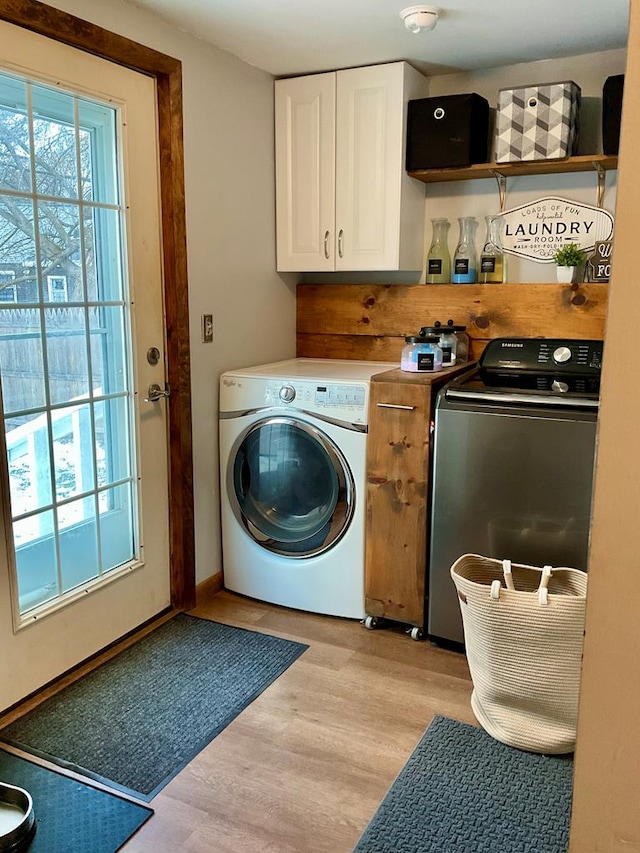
[495,80,581,163]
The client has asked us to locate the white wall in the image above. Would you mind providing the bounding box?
[36,0,297,587]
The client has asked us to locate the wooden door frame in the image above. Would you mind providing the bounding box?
[0,0,196,609]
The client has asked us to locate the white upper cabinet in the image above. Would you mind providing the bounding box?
[275,72,336,272]
[275,62,428,272]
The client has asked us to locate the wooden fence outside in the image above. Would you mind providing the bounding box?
[0,306,105,418]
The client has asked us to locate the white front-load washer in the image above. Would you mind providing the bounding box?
[219,358,393,619]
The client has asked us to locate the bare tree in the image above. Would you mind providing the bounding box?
[0,101,90,300]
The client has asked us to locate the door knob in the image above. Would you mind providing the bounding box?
[144,382,170,402]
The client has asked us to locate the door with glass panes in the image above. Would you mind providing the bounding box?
[0,20,170,707]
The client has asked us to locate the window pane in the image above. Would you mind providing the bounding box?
[0,73,31,193]
[6,410,53,514]
[52,402,95,501]
[14,511,58,611]
[95,396,131,486]
[0,307,47,412]
[85,207,124,302]
[32,84,78,200]
[58,495,99,591]
[47,275,68,302]
[78,98,119,205]
[100,483,135,571]
[39,201,83,303]
[83,208,97,302]
[0,197,38,303]
[90,306,127,395]
[45,306,90,405]
[0,276,17,302]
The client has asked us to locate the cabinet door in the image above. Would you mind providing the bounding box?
[275,73,336,272]
[335,63,406,271]
[365,380,432,626]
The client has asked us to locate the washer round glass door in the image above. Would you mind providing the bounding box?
[228,416,355,557]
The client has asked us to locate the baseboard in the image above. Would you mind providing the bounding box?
[196,572,224,602]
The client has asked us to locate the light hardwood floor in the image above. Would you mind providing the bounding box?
[121,588,475,852]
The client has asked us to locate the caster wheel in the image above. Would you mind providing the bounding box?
[410,627,424,641]
[364,616,380,630]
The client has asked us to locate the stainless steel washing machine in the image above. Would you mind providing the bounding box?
[428,337,603,645]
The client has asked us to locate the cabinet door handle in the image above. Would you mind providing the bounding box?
[324,230,330,259]
[338,229,344,258]
[376,403,416,410]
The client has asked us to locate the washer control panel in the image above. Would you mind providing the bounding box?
[265,380,367,412]
[480,338,603,374]
[314,384,366,408]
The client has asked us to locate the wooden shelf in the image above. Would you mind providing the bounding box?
[408,154,618,184]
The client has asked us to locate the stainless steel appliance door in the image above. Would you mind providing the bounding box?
[428,400,598,644]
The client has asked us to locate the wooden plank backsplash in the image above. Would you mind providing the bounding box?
[297,282,609,362]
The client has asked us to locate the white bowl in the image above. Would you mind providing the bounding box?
[0,782,36,853]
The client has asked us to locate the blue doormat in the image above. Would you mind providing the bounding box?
[0,748,152,852]
[353,716,573,853]
[0,614,307,800]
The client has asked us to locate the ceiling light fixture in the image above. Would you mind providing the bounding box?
[400,5,440,34]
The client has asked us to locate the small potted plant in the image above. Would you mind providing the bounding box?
[553,243,587,283]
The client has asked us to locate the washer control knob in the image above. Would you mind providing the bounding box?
[553,346,572,364]
[551,379,570,393]
[279,384,296,403]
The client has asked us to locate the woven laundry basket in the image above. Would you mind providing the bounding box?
[450,553,587,754]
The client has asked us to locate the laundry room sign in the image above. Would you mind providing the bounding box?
[498,197,614,262]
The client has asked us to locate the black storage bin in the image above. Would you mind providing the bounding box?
[602,74,624,155]
[406,93,490,170]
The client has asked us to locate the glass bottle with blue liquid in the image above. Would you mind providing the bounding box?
[452,216,478,284]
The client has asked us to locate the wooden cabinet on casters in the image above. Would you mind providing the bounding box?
[364,364,472,640]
